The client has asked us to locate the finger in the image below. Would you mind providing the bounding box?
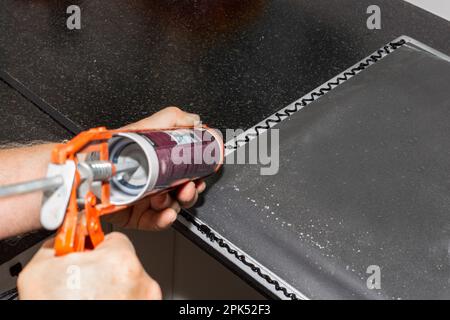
[149,192,172,211]
[177,181,197,208]
[184,190,198,209]
[41,237,55,249]
[176,181,198,208]
[96,232,135,253]
[124,197,153,228]
[136,202,180,231]
[141,273,163,300]
[122,106,200,130]
[195,180,206,194]
[104,207,132,227]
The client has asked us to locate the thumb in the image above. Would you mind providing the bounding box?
[95,232,136,254]
[122,106,200,130]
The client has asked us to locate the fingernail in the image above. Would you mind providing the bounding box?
[171,201,181,214]
[170,210,178,223]
[197,183,206,194]
[165,209,178,225]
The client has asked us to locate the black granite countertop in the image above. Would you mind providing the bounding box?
[1,0,449,131]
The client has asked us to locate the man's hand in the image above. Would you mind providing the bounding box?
[18,232,161,300]
[106,106,206,230]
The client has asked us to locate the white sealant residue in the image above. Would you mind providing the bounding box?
[244,194,333,257]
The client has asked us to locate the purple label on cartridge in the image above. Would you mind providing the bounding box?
[141,128,222,188]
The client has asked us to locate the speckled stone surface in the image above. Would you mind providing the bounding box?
[0,81,69,145]
[0,0,449,131]
[0,80,69,265]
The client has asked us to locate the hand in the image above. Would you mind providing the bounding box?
[105,107,206,231]
[18,232,161,300]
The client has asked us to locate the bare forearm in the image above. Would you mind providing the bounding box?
[0,143,56,239]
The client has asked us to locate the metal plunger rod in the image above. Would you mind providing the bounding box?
[0,161,139,198]
[0,175,64,198]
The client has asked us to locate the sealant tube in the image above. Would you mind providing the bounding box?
[106,127,223,205]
